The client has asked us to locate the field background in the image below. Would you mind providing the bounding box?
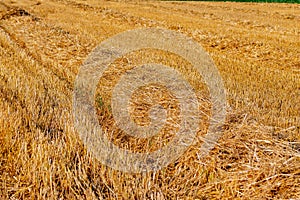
[170,0,300,3]
[0,0,299,199]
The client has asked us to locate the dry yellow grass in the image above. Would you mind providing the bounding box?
[0,0,299,199]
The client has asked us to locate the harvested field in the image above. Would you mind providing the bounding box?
[0,0,299,199]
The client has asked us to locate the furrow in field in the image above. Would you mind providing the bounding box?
[0,29,71,136]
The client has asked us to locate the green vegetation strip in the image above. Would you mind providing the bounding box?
[165,0,300,3]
